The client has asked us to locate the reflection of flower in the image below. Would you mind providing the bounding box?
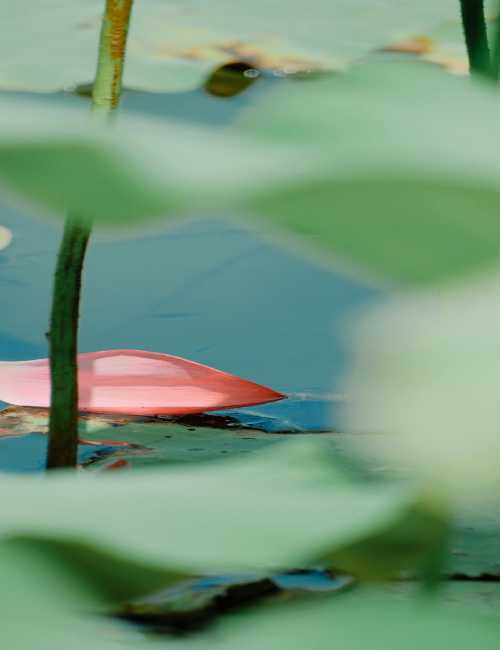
[0,349,283,416]
[344,273,500,503]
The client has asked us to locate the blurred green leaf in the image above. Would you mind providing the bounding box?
[0,539,136,649]
[163,589,500,650]
[0,441,446,593]
[0,1,474,92]
[239,59,500,285]
[0,95,295,225]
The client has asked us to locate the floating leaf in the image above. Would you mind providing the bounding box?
[0,404,343,470]
[0,1,475,92]
[236,58,500,285]
[0,349,283,416]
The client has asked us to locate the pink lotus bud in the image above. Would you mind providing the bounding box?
[0,349,284,416]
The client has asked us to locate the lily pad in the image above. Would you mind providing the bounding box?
[0,1,475,92]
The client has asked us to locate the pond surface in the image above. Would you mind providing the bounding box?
[0,76,382,472]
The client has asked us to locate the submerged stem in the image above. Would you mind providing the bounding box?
[460,0,492,78]
[46,0,134,470]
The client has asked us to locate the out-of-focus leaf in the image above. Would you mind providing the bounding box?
[0,539,135,649]
[0,1,475,92]
[239,59,500,285]
[0,441,446,589]
[0,95,297,225]
[4,407,495,578]
[162,590,500,650]
[343,272,500,503]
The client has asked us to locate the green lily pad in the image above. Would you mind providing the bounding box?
[0,1,474,93]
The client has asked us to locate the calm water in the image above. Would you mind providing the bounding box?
[0,77,382,469]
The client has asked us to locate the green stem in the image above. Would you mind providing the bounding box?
[491,2,500,78]
[460,0,492,78]
[46,0,134,470]
[46,217,91,468]
[92,0,134,112]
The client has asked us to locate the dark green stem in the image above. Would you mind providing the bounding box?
[490,2,500,78]
[46,217,91,468]
[460,0,493,78]
[46,0,134,470]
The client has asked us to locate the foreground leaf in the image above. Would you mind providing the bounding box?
[239,58,500,285]
[0,95,297,225]
[0,1,471,92]
[0,441,445,598]
[164,590,500,650]
[0,539,135,649]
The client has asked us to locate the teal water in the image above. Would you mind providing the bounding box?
[0,79,382,471]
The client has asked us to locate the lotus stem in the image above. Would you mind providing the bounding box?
[491,1,500,78]
[460,0,493,78]
[46,0,134,469]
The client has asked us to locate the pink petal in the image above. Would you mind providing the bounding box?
[0,349,284,416]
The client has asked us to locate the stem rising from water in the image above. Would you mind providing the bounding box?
[46,0,134,469]
[460,0,492,78]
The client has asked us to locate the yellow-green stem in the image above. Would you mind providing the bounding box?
[46,0,134,469]
[92,0,134,111]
